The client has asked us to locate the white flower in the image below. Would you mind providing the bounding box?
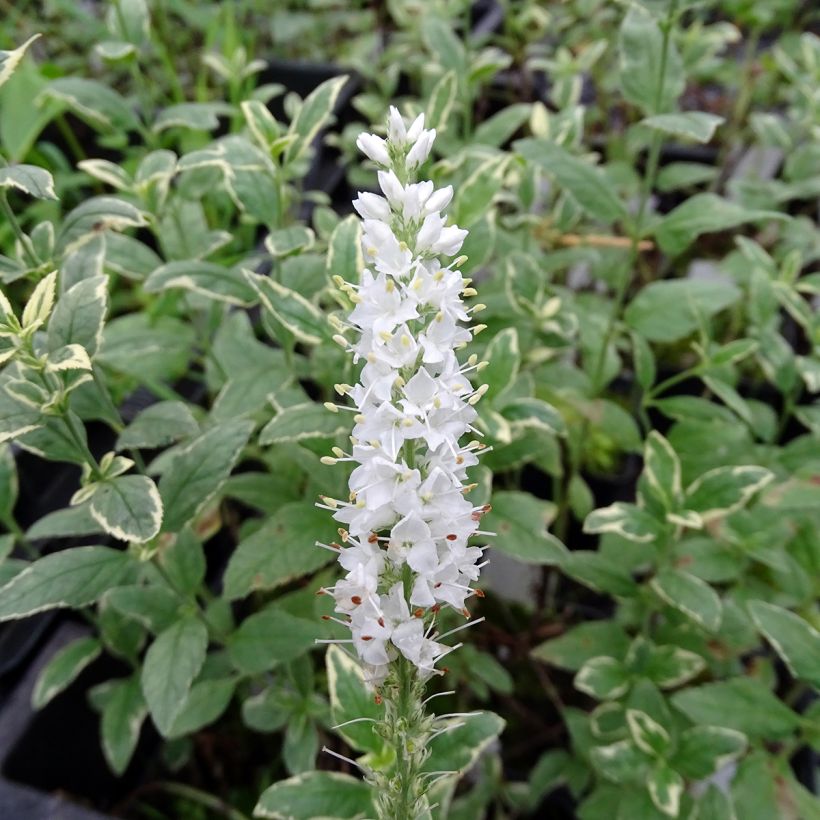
[356,132,390,166]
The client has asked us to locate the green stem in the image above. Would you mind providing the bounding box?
[56,115,88,164]
[0,190,39,268]
[148,781,250,820]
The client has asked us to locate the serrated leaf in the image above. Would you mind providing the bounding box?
[223,502,335,600]
[650,568,722,632]
[90,474,163,543]
[101,674,147,775]
[259,402,348,444]
[254,771,375,820]
[116,401,198,450]
[159,419,253,533]
[748,600,820,687]
[141,616,208,737]
[515,138,627,224]
[0,546,133,621]
[227,605,316,675]
[32,636,101,709]
[0,164,57,200]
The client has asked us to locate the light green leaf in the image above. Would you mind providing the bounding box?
[223,502,335,599]
[483,490,565,564]
[618,6,684,115]
[58,196,147,252]
[101,674,147,775]
[141,616,208,737]
[0,34,40,91]
[327,215,363,286]
[0,546,134,621]
[144,260,256,305]
[685,465,773,523]
[0,164,57,199]
[515,138,627,224]
[501,397,566,437]
[748,600,820,687]
[422,711,505,775]
[90,474,163,543]
[531,621,631,671]
[426,70,458,132]
[584,502,663,543]
[105,584,178,633]
[645,645,706,689]
[575,656,631,700]
[0,386,42,443]
[646,763,683,818]
[153,102,234,133]
[254,771,375,820]
[116,401,198,451]
[286,75,349,164]
[483,328,520,402]
[626,709,671,757]
[672,725,747,780]
[326,644,383,754]
[671,678,799,739]
[642,431,682,511]
[39,77,140,132]
[22,270,57,330]
[168,677,236,739]
[650,568,722,632]
[642,112,724,143]
[48,275,108,357]
[625,278,741,343]
[227,605,316,675]
[474,103,531,147]
[562,551,638,597]
[260,402,348,445]
[245,270,328,345]
[157,529,206,597]
[159,419,253,533]
[655,194,786,256]
[32,636,101,709]
[590,739,648,784]
[265,226,315,258]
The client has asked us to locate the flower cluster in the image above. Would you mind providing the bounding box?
[319,108,492,688]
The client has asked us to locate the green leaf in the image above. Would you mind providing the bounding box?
[671,678,799,739]
[474,103,531,147]
[223,502,335,599]
[26,502,102,540]
[116,401,198,450]
[641,112,724,143]
[101,674,147,775]
[286,75,349,164]
[0,164,57,200]
[48,275,108,357]
[453,154,509,228]
[32,636,101,709]
[245,271,328,345]
[685,466,773,523]
[141,616,208,737]
[483,328,520,403]
[672,725,747,780]
[748,600,820,687]
[105,584,179,633]
[58,196,147,252]
[0,385,42,443]
[158,529,206,597]
[326,215,363,286]
[22,270,57,329]
[422,711,505,775]
[515,138,627,224]
[644,645,706,689]
[0,34,40,91]
[575,656,631,700]
[650,568,722,632]
[283,712,319,775]
[656,162,717,192]
[531,621,631,671]
[254,771,375,820]
[0,443,18,521]
[326,644,383,754]
[618,6,684,115]
[153,102,234,133]
[159,419,253,533]
[426,70,458,132]
[227,605,316,675]
[483,491,566,564]
[260,402,348,445]
[562,551,638,597]
[39,77,140,132]
[626,709,671,757]
[584,502,663,544]
[625,278,741,343]
[265,226,315,258]
[421,17,466,75]
[168,677,236,739]
[646,763,683,818]
[590,739,648,784]
[90,474,163,543]
[0,546,133,621]
[144,261,256,306]
[642,431,682,512]
[500,397,567,437]
[654,194,786,256]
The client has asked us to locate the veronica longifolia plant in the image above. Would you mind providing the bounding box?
[318,108,493,818]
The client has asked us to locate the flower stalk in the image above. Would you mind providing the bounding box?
[319,107,492,818]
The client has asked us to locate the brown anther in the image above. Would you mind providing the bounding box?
[441,667,449,674]
[367,532,379,543]
[446,533,458,541]
[482,504,492,513]
[316,588,326,595]
[377,617,385,627]
[434,582,442,588]
[322,615,330,620]
[474,588,485,598]
[351,595,362,605]
[374,693,383,705]
[471,512,481,521]
[431,605,441,613]
[456,456,464,464]
[330,542,342,550]
[361,635,373,641]
[414,608,424,618]
[462,608,471,618]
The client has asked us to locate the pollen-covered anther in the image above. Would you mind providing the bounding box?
[446,534,458,541]
[474,589,485,598]
[361,635,374,641]
[414,608,424,618]
[351,595,362,605]
[368,532,379,543]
